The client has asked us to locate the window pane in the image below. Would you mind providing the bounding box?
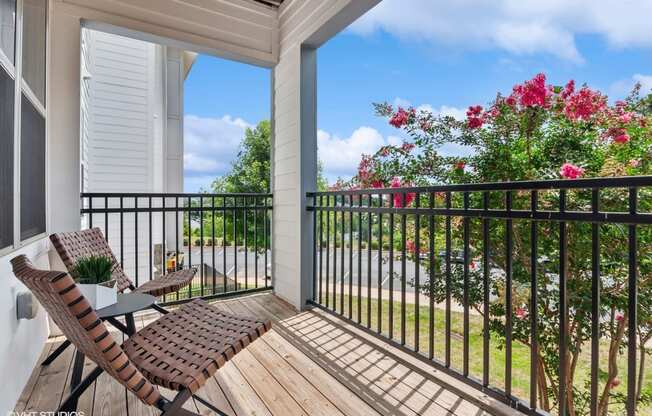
[0,66,14,249]
[0,0,15,64]
[21,0,45,104]
[20,93,45,241]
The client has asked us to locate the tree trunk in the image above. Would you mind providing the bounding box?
[598,315,627,416]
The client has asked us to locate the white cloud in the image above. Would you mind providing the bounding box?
[183,114,252,191]
[610,74,652,98]
[351,0,652,62]
[318,127,387,181]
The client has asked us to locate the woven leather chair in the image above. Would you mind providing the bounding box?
[50,227,196,311]
[11,255,271,415]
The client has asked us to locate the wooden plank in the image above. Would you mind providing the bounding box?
[261,331,382,416]
[23,341,75,412]
[246,338,345,416]
[231,349,306,415]
[215,361,272,416]
[312,309,515,416]
[281,312,450,416]
[193,376,236,416]
[14,342,53,412]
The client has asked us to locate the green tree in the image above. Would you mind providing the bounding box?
[347,76,652,415]
[212,120,272,193]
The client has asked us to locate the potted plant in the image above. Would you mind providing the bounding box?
[70,255,118,309]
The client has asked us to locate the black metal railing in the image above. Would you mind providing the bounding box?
[81,192,272,304]
[307,176,652,416]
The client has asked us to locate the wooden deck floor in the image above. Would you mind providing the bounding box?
[15,293,519,416]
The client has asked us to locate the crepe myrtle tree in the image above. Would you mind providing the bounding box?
[345,75,652,415]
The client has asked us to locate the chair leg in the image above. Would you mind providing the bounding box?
[41,339,71,366]
[57,366,103,412]
[158,389,201,416]
[151,303,170,314]
[193,394,231,416]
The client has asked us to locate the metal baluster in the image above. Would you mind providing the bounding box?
[312,194,317,301]
[590,189,600,416]
[389,192,395,340]
[254,196,259,289]
[428,192,435,360]
[367,194,372,329]
[333,196,338,311]
[134,197,139,287]
[482,191,490,386]
[88,197,93,228]
[505,191,513,397]
[223,197,227,293]
[463,192,469,375]
[357,194,362,324]
[104,196,109,241]
[175,197,180,300]
[559,190,567,416]
[445,191,452,366]
[212,196,216,294]
[627,187,638,416]
[325,195,331,308]
[319,195,324,304]
[530,191,539,411]
[349,195,353,320]
[148,197,152,282]
[415,193,421,351]
[120,197,124,267]
[200,196,204,297]
[244,196,248,289]
[378,194,383,333]
[233,197,238,290]
[341,195,345,315]
[401,192,407,345]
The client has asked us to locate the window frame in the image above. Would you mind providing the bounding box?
[0,0,47,257]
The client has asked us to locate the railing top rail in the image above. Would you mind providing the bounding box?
[307,175,652,196]
[81,192,273,198]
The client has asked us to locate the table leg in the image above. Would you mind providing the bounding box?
[125,312,136,336]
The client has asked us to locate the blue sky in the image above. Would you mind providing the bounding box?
[184,0,652,191]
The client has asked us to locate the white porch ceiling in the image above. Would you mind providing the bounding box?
[56,0,281,67]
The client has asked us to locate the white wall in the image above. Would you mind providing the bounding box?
[271,0,380,309]
[0,240,50,414]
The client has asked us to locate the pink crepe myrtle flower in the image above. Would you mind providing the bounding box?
[515,307,528,320]
[401,142,415,153]
[390,177,416,207]
[560,163,585,179]
[564,86,606,122]
[613,132,630,144]
[629,159,641,168]
[466,105,484,129]
[510,73,551,108]
[455,161,466,171]
[615,312,625,323]
[389,107,413,128]
[371,180,385,189]
[561,80,575,99]
[610,378,621,388]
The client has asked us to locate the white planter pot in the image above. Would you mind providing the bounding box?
[77,283,117,310]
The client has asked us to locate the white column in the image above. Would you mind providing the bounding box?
[271,45,317,309]
[48,7,81,233]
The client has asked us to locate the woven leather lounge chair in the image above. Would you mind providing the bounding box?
[41,227,198,367]
[50,228,196,309]
[11,255,271,415]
